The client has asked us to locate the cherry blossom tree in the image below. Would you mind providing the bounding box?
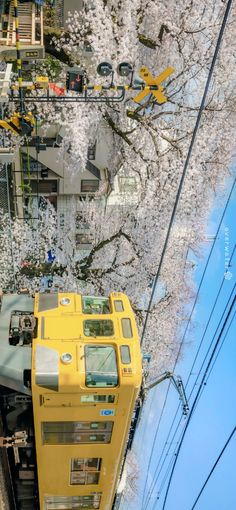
[1,4,235,501]
[1,0,236,377]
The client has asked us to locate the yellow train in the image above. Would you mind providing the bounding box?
[0,292,143,510]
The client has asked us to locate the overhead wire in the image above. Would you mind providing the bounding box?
[189,307,236,415]
[144,277,235,510]
[143,412,181,510]
[187,279,236,405]
[141,205,235,510]
[172,182,235,384]
[142,261,235,510]
[160,292,236,510]
[141,0,235,494]
[149,282,236,509]
[142,234,235,507]
[140,0,234,347]
[141,380,172,510]
[190,426,236,510]
[142,204,235,509]
[203,310,236,386]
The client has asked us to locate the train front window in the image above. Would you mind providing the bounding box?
[120,345,131,364]
[85,345,118,387]
[121,318,133,338]
[84,319,114,337]
[82,296,111,314]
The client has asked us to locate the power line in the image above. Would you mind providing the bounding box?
[142,227,235,510]
[190,308,236,415]
[187,281,236,405]
[142,239,235,510]
[190,426,236,510]
[142,404,180,510]
[140,0,234,346]
[141,380,172,510]
[139,0,234,503]
[161,293,236,510]
[204,310,236,385]
[146,281,235,510]
[174,184,235,381]
[142,242,235,510]
[141,0,235,493]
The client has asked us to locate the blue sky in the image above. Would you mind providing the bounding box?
[120,176,236,510]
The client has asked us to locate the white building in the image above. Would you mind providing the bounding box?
[12,119,111,248]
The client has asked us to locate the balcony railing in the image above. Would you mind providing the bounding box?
[0,1,43,46]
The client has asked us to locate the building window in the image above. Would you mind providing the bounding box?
[42,421,113,445]
[75,233,92,246]
[44,493,102,509]
[121,318,133,338]
[22,153,47,173]
[84,42,93,53]
[76,213,89,229]
[81,179,99,193]
[59,213,65,228]
[84,320,114,337]
[47,196,57,210]
[118,177,137,193]
[70,458,101,485]
[29,179,58,194]
[79,194,95,202]
[87,142,96,160]
[85,345,118,388]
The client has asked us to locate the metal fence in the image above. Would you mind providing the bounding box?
[0,162,17,292]
[0,163,10,214]
[50,0,64,28]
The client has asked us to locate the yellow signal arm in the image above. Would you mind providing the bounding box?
[0,112,35,136]
[133,66,174,104]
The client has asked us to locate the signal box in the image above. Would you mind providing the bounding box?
[66,67,84,93]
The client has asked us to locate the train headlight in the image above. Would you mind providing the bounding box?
[60,297,71,306]
[61,353,73,364]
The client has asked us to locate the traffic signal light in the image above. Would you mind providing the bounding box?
[117,62,133,77]
[97,62,113,76]
[66,67,84,93]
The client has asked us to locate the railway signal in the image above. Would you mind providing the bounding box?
[66,67,84,92]
[9,65,174,106]
[133,65,174,104]
[0,111,35,135]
